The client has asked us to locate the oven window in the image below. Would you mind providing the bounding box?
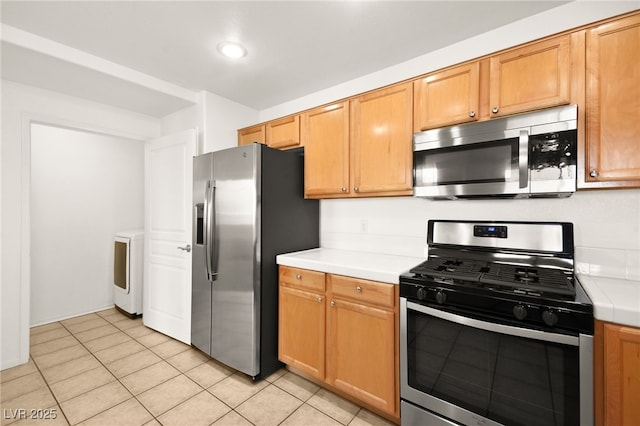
[407,308,580,426]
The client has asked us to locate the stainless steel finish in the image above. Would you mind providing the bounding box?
[401,401,459,426]
[341,187,347,192]
[407,300,579,346]
[431,221,565,253]
[356,286,362,293]
[590,170,598,178]
[469,111,475,117]
[354,186,359,192]
[330,301,335,307]
[206,180,217,280]
[177,244,192,252]
[492,106,499,113]
[580,334,595,426]
[317,297,323,303]
[518,130,529,189]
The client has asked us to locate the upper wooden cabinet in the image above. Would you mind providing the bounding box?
[489,35,572,117]
[303,83,413,199]
[413,62,480,131]
[583,14,640,188]
[266,115,301,150]
[238,124,265,146]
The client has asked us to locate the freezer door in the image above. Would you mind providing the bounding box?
[210,144,261,376]
[191,152,213,355]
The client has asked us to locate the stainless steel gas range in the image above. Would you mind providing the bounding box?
[399,220,594,426]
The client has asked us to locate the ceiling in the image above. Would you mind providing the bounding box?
[0,1,572,117]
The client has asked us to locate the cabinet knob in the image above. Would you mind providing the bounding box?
[469,111,476,118]
[330,301,335,307]
[354,186,359,192]
[492,107,499,114]
[295,274,301,280]
[589,170,598,178]
[356,286,362,293]
[317,297,323,303]
[341,187,347,192]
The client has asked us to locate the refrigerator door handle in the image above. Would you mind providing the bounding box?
[207,180,219,281]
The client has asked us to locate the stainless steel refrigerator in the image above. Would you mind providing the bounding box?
[191,143,319,379]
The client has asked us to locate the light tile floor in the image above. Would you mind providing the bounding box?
[1,308,396,426]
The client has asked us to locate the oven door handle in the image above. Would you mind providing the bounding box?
[406,300,579,346]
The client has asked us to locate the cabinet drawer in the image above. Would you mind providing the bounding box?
[329,275,395,308]
[280,266,325,292]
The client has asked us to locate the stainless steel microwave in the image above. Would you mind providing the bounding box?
[413,105,577,199]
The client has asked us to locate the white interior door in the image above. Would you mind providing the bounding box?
[144,129,196,344]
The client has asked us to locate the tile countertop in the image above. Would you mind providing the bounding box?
[276,248,424,284]
[578,274,640,328]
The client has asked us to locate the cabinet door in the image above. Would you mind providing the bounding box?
[585,14,640,186]
[604,323,640,426]
[351,83,413,196]
[489,35,571,117]
[278,285,325,379]
[302,101,350,197]
[267,115,301,150]
[413,62,480,131]
[238,124,265,146]
[326,297,396,415]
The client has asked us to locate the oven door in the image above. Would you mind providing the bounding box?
[400,298,593,426]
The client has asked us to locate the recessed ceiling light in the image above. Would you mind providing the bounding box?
[217,41,247,59]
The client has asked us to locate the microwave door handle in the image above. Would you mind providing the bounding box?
[519,130,529,189]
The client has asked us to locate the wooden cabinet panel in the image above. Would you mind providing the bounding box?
[603,323,640,426]
[585,14,640,187]
[326,296,396,415]
[489,35,571,117]
[279,266,325,292]
[238,124,265,146]
[302,102,350,197]
[267,115,301,150]
[278,285,325,379]
[329,274,395,308]
[413,62,480,131]
[351,83,413,196]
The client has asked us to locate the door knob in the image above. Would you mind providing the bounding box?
[177,244,192,253]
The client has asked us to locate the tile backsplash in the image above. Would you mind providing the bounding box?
[576,247,640,281]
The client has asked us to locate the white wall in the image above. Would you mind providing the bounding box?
[30,124,145,325]
[1,80,161,369]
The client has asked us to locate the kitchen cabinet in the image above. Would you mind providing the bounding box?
[266,115,301,150]
[594,320,640,426]
[238,124,265,146]
[583,14,640,188]
[413,62,480,131]
[488,34,571,117]
[303,82,413,198]
[278,266,400,420]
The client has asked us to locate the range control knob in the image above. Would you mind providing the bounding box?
[435,290,447,305]
[416,287,428,301]
[513,305,528,320]
[542,310,559,327]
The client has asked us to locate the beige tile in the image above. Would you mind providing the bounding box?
[0,372,47,402]
[29,328,71,346]
[120,361,180,395]
[157,391,230,426]
[83,331,131,352]
[208,373,269,408]
[264,368,287,383]
[59,381,131,425]
[73,324,119,343]
[280,404,342,426]
[77,398,153,426]
[210,411,252,426]
[30,336,78,357]
[165,348,208,372]
[11,405,69,426]
[60,313,102,327]
[141,420,161,426]
[148,339,190,359]
[31,344,90,370]
[136,374,201,417]
[49,366,116,402]
[39,354,101,384]
[307,388,360,425]
[105,349,162,379]
[30,322,64,336]
[136,331,171,348]
[236,385,302,426]
[0,359,38,384]
[112,317,143,331]
[123,325,154,339]
[93,340,145,364]
[184,359,233,388]
[349,409,397,426]
[64,317,111,335]
[273,372,320,402]
[1,387,57,425]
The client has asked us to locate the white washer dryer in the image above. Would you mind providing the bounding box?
[113,230,144,317]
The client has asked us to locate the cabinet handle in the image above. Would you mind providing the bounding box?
[356,286,362,293]
[330,301,335,307]
[589,170,598,178]
[341,187,347,192]
[492,107,499,114]
[354,186,359,192]
[295,274,301,280]
[469,111,476,118]
[317,297,323,303]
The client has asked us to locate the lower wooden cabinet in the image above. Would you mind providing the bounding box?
[594,320,640,426]
[278,266,399,420]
